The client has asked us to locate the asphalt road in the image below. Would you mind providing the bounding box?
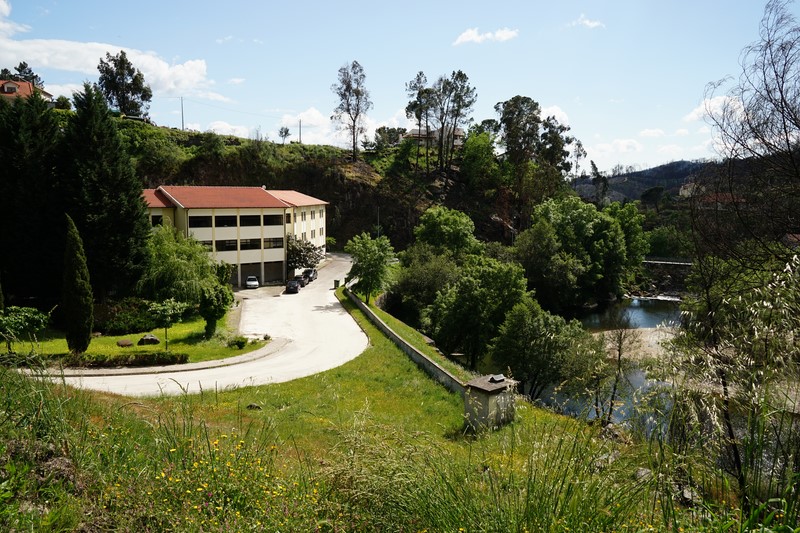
[54,254,368,397]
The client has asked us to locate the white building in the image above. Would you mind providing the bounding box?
[143,186,327,287]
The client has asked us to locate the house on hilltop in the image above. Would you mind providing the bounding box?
[0,80,53,104]
[143,186,327,287]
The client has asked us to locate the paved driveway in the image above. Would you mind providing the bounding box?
[55,254,368,397]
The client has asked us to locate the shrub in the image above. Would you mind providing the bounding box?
[227,336,247,349]
[94,298,159,335]
[61,351,188,368]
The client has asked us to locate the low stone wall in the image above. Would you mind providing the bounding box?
[344,288,465,396]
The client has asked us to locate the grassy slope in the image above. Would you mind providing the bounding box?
[3,290,717,531]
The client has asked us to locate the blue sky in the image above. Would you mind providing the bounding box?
[0,0,789,172]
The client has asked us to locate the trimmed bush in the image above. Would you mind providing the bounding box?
[94,297,159,334]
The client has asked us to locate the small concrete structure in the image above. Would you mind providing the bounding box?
[464,374,516,431]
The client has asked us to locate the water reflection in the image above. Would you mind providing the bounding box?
[580,297,681,331]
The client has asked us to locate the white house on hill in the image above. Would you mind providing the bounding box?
[143,186,327,287]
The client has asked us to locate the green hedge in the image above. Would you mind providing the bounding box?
[62,351,189,368]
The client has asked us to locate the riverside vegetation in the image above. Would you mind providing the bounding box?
[2,290,798,531]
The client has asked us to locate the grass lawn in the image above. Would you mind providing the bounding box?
[31,314,265,364]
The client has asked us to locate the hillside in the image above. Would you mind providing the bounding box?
[572,160,708,202]
[120,121,512,249]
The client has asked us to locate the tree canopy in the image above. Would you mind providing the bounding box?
[515,197,628,312]
[413,206,482,258]
[344,232,394,305]
[62,214,93,355]
[490,295,601,399]
[62,82,151,298]
[331,60,372,161]
[424,256,526,369]
[97,50,153,117]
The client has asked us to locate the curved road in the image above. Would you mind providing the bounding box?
[55,254,368,397]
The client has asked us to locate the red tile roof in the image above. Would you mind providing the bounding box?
[267,190,329,207]
[143,186,327,209]
[0,80,52,100]
[143,188,173,208]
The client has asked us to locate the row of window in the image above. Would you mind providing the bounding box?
[188,214,289,228]
[200,237,285,252]
[188,210,324,229]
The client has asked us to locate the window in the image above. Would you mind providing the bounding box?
[151,215,163,226]
[215,215,237,228]
[189,215,212,228]
[301,211,307,222]
[215,240,237,252]
[240,238,261,250]
[240,215,261,227]
[263,237,283,249]
[200,240,213,250]
[319,208,324,219]
[301,232,307,241]
[310,230,315,239]
[311,210,315,220]
[264,214,283,226]
[320,228,324,236]
[285,213,292,224]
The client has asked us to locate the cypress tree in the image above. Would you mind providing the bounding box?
[63,214,93,354]
[61,82,151,299]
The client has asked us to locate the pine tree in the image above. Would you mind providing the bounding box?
[61,83,151,298]
[63,214,93,354]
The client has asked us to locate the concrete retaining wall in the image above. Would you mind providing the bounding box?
[344,288,465,396]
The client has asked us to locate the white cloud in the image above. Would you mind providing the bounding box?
[683,95,741,122]
[640,128,665,138]
[278,107,338,146]
[570,14,605,29]
[541,105,570,126]
[453,27,519,46]
[0,0,28,37]
[592,138,643,155]
[206,120,251,138]
[228,78,246,85]
[675,128,689,136]
[215,35,234,44]
[657,144,684,157]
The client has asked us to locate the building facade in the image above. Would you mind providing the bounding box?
[143,186,327,287]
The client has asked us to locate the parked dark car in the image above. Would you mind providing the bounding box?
[285,279,300,293]
[303,268,318,282]
[293,274,307,287]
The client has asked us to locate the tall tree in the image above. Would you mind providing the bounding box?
[97,50,153,117]
[331,60,372,161]
[0,91,64,300]
[344,232,394,305]
[413,206,482,258]
[1,61,43,87]
[405,71,431,172]
[698,0,800,265]
[425,256,526,369]
[62,214,93,355]
[62,82,151,298]
[515,197,628,312]
[430,70,477,171]
[490,295,601,400]
[278,126,291,144]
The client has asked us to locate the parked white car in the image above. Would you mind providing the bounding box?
[245,276,259,289]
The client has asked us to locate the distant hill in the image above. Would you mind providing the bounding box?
[573,160,709,202]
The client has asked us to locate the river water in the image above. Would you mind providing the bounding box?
[542,297,682,426]
[579,297,682,331]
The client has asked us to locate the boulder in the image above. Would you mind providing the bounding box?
[137,334,160,346]
[116,339,133,348]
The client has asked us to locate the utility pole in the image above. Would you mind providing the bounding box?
[299,119,302,144]
[180,97,184,131]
